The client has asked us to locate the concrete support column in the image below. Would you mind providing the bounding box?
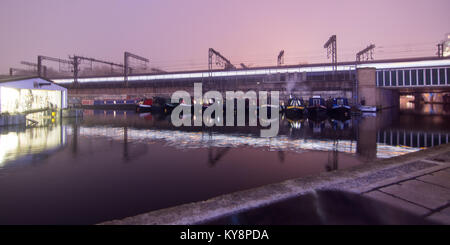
[357,67,377,106]
[357,67,399,109]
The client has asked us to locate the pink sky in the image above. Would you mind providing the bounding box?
[0,0,449,74]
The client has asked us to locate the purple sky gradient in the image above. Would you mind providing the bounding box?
[0,0,449,74]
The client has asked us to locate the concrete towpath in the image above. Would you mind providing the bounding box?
[361,151,450,224]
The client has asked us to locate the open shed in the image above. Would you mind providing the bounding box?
[0,76,67,114]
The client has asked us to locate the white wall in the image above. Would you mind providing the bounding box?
[0,78,68,112]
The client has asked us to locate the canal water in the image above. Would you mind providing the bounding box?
[0,106,449,224]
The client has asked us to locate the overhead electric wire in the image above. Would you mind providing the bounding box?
[149,42,439,71]
[12,41,441,75]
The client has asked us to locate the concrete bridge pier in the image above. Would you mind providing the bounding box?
[357,68,399,109]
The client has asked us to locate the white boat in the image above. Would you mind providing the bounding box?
[361,112,377,117]
[358,105,377,112]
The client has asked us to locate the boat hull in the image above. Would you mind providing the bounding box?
[285,106,306,119]
[308,106,327,118]
[359,105,377,112]
[135,105,152,113]
[330,105,351,116]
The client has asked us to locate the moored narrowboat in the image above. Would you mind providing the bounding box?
[136,98,153,112]
[285,97,306,119]
[330,97,351,116]
[308,96,327,117]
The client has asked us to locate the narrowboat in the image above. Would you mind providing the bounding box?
[135,98,153,113]
[358,105,377,113]
[329,97,351,116]
[164,97,196,114]
[285,97,306,119]
[308,96,327,117]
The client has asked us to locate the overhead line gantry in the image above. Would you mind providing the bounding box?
[324,35,337,71]
[70,55,127,84]
[37,55,73,78]
[356,44,376,62]
[124,52,149,86]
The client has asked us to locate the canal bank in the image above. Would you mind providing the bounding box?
[101,143,450,225]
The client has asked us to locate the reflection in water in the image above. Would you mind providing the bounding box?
[71,125,359,153]
[326,140,339,172]
[69,111,427,160]
[69,125,421,159]
[400,94,450,116]
[208,147,231,167]
[409,103,450,115]
[0,124,66,168]
[0,108,449,224]
[1,109,446,169]
[378,130,449,147]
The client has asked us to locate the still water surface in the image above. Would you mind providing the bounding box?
[0,107,449,224]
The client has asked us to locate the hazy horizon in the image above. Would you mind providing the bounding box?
[1,0,449,75]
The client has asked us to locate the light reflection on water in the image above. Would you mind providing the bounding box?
[0,108,449,224]
[0,124,66,169]
[400,96,450,116]
[66,126,420,159]
[1,108,448,169]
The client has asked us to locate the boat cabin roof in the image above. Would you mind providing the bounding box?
[288,98,304,106]
[310,97,324,101]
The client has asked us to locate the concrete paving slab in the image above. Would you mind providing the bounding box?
[427,152,450,163]
[441,207,450,215]
[357,165,450,194]
[333,161,438,193]
[417,170,450,189]
[364,191,429,216]
[427,212,450,225]
[380,180,450,210]
[440,206,450,215]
